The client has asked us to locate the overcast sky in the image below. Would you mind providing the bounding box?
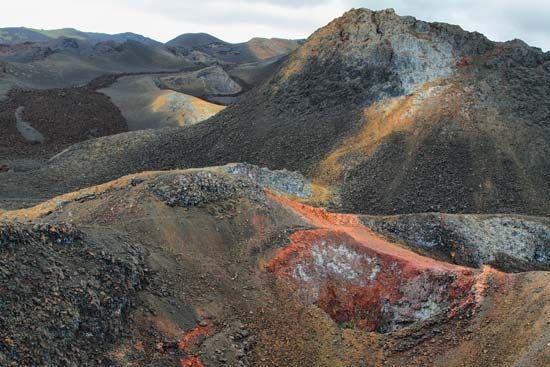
[1,0,548,50]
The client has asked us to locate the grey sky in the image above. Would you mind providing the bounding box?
[1,0,548,50]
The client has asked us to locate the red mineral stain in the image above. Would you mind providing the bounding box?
[267,192,473,272]
[178,324,214,351]
[265,191,498,332]
[457,56,472,68]
[179,355,205,367]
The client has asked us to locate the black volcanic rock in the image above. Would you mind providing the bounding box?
[0,222,146,366]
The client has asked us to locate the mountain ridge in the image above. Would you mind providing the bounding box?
[0,27,303,55]
[8,8,547,215]
[0,26,161,46]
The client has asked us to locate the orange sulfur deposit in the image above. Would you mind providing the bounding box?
[266,192,494,332]
[178,324,213,351]
[177,323,213,367]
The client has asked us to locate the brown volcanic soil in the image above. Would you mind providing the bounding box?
[0,169,548,366]
[0,87,127,161]
[0,10,547,367]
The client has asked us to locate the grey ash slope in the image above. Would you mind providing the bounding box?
[1,8,550,217]
[0,39,195,91]
[0,26,299,101]
[0,32,298,166]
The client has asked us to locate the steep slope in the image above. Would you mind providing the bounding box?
[0,167,548,366]
[206,8,550,215]
[5,8,548,216]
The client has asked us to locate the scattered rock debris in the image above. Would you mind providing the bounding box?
[0,222,146,366]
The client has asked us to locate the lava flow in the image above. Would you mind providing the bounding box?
[266,192,498,332]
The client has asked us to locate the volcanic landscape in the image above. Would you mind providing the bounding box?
[0,7,548,367]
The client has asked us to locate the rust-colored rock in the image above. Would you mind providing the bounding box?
[266,192,494,332]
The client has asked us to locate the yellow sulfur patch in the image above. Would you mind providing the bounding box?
[313,80,463,186]
[314,79,471,186]
[314,93,417,185]
[150,91,225,127]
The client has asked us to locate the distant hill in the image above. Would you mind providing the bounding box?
[166,32,301,63]
[0,28,302,62]
[0,27,161,46]
[0,39,195,93]
[166,32,227,48]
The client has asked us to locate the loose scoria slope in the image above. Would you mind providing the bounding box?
[0,167,548,366]
[2,8,549,215]
[206,8,550,215]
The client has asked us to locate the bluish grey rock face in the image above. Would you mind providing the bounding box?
[288,8,493,102]
[337,9,458,94]
[221,163,313,199]
[449,216,550,265]
[362,213,550,272]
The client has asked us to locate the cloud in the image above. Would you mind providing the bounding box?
[0,0,548,50]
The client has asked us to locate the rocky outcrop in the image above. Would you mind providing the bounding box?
[362,213,550,272]
[150,170,265,207]
[220,163,313,199]
[156,66,242,96]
